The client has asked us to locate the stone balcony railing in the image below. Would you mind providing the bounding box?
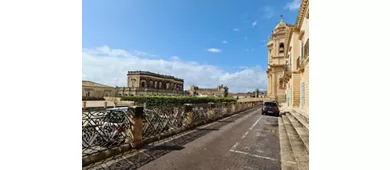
[127,71,184,82]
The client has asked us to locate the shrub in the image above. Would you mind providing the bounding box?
[121,96,237,107]
[82,96,105,101]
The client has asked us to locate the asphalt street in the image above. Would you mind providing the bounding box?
[86,107,283,170]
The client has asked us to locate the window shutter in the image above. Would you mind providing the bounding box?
[301,41,304,64]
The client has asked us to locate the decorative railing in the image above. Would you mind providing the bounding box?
[191,104,209,124]
[82,101,263,167]
[142,106,186,140]
[82,108,135,157]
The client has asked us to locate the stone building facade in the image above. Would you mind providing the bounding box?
[188,84,229,97]
[281,0,309,115]
[82,80,117,98]
[117,71,186,96]
[266,16,294,103]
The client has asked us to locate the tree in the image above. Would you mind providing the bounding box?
[255,88,260,98]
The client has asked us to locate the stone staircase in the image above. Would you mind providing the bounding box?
[278,109,309,170]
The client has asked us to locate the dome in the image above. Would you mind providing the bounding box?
[274,15,287,30]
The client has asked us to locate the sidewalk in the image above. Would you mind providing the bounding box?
[279,103,309,121]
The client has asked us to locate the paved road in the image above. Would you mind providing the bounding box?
[86,108,283,170]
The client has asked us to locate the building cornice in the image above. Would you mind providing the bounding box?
[292,27,300,33]
[284,27,294,56]
[269,64,287,68]
[296,0,309,30]
[299,30,305,40]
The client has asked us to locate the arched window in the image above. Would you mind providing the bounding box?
[149,81,153,88]
[86,92,91,97]
[154,82,158,88]
[131,79,136,87]
[159,82,162,88]
[279,43,284,53]
[141,81,146,87]
[166,83,170,89]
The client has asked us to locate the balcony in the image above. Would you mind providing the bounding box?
[296,57,305,72]
[282,66,292,82]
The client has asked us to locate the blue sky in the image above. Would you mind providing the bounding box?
[82,0,301,93]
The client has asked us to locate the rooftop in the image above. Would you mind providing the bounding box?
[82,80,113,88]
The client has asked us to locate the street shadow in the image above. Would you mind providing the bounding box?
[217,120,235,123]
[149,145,184,151]
[195,127,220,131]
[84,108,254,170]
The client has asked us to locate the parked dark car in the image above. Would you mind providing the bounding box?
[261,102,280,116]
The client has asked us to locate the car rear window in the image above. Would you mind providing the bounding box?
[103,111,126,123]
[264,102,277,107]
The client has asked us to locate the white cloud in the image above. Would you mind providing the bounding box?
[171,56,180,60]
[132,50,160,58]
[233,28,239,32]
[285,0,301,11]
[207,48,222,53]
[219,67,268,92]
[252,20,257,27]
[82,46,267,93]
[263,6,274,19]
[222,40,228,44]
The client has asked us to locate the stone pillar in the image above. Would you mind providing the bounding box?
[208,102,216,119]
[131,106,144,148]
[222,102,228,115]
[82,101,87,109]
[183,104,193,126]
[272,71,277,99]
[268,75,271,95]
[231,102,236,113]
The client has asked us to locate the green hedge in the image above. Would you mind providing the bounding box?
[82,96,105,101]
[121,96,237,107]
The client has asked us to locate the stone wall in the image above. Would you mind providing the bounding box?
[117,87,189,96]
[188,84,229,97]
[82,81,117,98]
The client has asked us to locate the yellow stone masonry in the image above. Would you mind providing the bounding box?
[276,0,309,117]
